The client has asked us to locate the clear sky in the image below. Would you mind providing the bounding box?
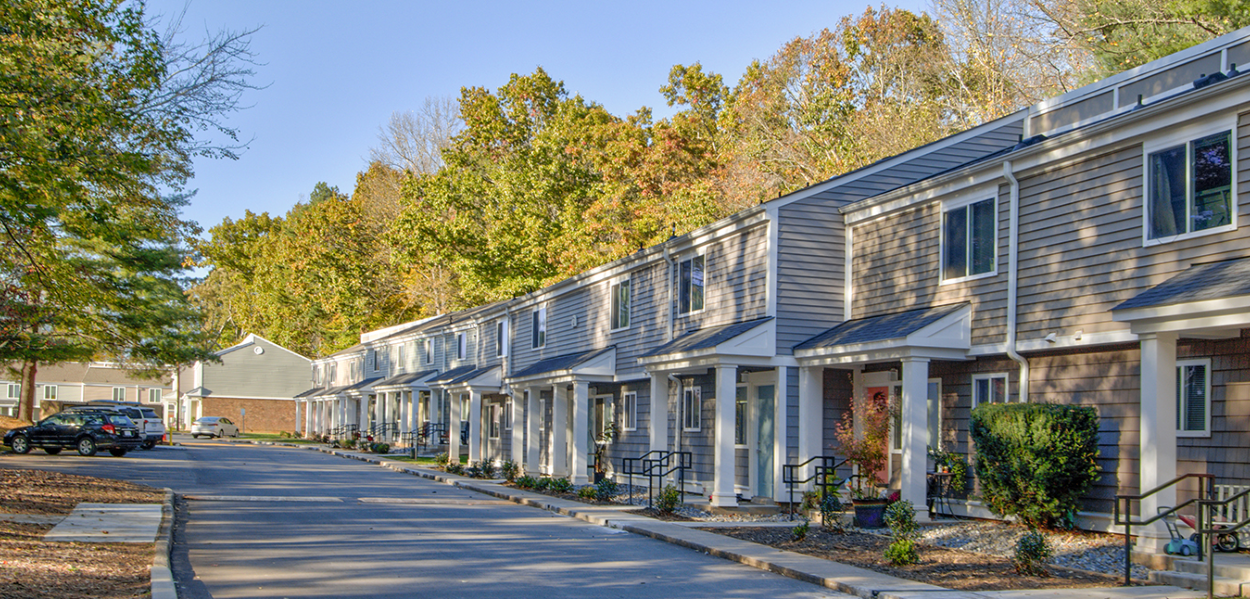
[146,0,930,234]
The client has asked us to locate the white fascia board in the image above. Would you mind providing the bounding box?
[765,206,780,319]
[845,75,1250,227]
[797,345,971,367]
[1113,295,1250,324]
[185,394,297,401]
[795,306,971,365]
[504,349,617,386]
[641,355,782,374]
[1126,312,1250,337]
[244,334,313,362]
[636,320,777,368]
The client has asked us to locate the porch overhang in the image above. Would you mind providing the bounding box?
[638,317,775,373]
[1112,259,1250,338]
[372,370,439,392]
[343,377,383,397]
[794,304,972,367]
[506,347,616,386]
[427,365,501,394]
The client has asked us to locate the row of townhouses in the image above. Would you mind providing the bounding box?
[298,28,1250,550]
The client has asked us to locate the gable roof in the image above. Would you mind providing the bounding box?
[641,318,774,359]
[796,304,967,350]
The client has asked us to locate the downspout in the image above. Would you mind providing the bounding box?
[664,247,676,342]
[1003,161,1030,402]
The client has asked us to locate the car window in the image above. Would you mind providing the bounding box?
[141,409,158,419]
[82,415,105,425]
[107,414,133,425]
[221,418,233,425]
[41,415,66,426]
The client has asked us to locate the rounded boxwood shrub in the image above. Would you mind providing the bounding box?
[970,402,1100,529]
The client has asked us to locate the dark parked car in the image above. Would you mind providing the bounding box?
[3,410,143,457]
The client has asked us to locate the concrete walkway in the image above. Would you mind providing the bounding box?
[43,503,162,543]
[261,443,1208,599]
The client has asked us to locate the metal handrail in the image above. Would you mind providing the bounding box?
[622,450,692,509]
[1114,473,1214,586]
[1198,487,1250,598]
[782,455,849,521]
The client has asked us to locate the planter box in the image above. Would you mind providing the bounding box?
[853,499,889,528]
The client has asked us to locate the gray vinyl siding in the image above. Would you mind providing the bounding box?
[785,366,800,465]
[1015,110,1250,342]
[674,224,769,335]
[851,186,1010,346]
[604,382,649,469]
[205,339,311,399]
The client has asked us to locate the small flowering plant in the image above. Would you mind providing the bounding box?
[833,391,894,500]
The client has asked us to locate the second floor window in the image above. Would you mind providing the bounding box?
[423,339,433,364]
[6,384,19,399]
[532,306,547,349]
[1148,130,1232,240]
[611,277,631,330]
[397,345,405,371]
[678,255,705,314]
[456,332,467,360]
[496,319,508,357]
[943,198,995,281]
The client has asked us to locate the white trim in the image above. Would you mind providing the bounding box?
[765,208,779,319]
[682,384,702,432]
[675,252,707,316]
[531,305,547,349]
[1176,358,1212,438]
[621,391,637,432]
[972,373,1009,407]
[939,195,998,285]
[1141,117,1238,246]
[609,275,632,333]
[734,382,748,448]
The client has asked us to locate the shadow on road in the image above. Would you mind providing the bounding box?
[171,495,214,599]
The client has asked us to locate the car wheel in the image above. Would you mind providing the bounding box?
[141,439,156,450]
[217,430,224,439]
[232,430,239,438]
[76,437,97,456]
[108,447,127,457]
[44,447,62,455]
[10,434,31,454]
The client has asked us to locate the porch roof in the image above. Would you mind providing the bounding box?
[796,304,966,350]
[640,317,773,359]
[428,365,501,389]
[511,347,614,379]
[311,384,353,397]
[794,304,971,365]
[344,377,382,393]
[292,387,322,399]
[372,369,438,389]
[426,365,477,384]
[1112,258,1250,337]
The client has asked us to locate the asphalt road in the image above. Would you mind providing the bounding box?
[3,438,847,599]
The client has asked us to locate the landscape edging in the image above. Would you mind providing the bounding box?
[151,488,178,599]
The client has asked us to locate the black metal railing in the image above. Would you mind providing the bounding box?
[1198,488,1250,598]
[1114,473,1214,586]
[330,423,358,439]
[622,450,693,509]
[782,455,850,521]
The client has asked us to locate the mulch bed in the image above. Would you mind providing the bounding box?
[0,468,163,599]
[704,526,1139,591]
[625,507,695,521]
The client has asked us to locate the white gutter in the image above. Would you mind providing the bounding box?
[1003,161,1029,402]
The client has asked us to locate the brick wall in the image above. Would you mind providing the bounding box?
[201,397,296,433]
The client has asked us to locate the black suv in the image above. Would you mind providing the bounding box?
[4,410,143,457]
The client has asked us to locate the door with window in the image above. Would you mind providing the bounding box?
[755,384,775,499]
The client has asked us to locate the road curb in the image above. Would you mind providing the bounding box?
[151,488,177,599]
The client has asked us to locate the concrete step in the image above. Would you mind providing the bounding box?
[1174,556,1250,581]
[1150,569,1246,596]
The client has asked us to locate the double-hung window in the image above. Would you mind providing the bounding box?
[942,197,996,281]
[504,398,513,430]
[112,387,126,401]
[496,319,508,357]
[682,384,701,431]
[456,332,467,361]
[397,345,405,372]
[43,385,57,401]
[489,405,500,439]
[610,277,631,330]
[423,339,433,365]
[678,255,705,314]
[621,392,637,431]
[1148,130,1233,241]
[5,384,18,399]
[532,306,547,349]
[972,373,1007,407]
[1177,359,1211,436]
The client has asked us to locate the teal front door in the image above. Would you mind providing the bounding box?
[756,384,775,498]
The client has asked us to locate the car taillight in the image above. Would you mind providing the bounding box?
[101,424,116,434]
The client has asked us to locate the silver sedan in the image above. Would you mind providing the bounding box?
[191,417,240,439]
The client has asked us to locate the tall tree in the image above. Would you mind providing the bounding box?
[0,0,258,419]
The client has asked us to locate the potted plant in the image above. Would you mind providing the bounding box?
[592,422,618,483]
[833,391,893,528]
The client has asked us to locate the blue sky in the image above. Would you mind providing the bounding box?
[147,0,929,233]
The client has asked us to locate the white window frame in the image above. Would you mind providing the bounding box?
[1177,358,1212,438]
[532,305,547,349]
[489,404,501,439]
[609,275,632,332]
[734,383,748,447]
[397,344,406,373]
[972,373,1008,407]
[43,385,57,401]
[504,398,513,430]
[621,391,637,432]
[677,254,706,315]
[6,383,19,399]
[423,339,433,365]
[456,332,467,361]
[112,387,126,402]
[940,192,998,284]
[147,388,161,404]
[496,319,508,358]
[1142,118,1237,246]
[366,349,377,372]
[682,383,701,432]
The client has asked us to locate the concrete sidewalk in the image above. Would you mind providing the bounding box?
[259,442,1206,599]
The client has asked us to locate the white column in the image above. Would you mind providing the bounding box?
[373,393,382,437]
[468,389,483,463]
[900,357,931,521]
[303,400,312,437]
[525,388,541,474]
[649,372,668,453]
[449,391,462,461]
[1140,332,1179,552]
[774,366,789,502]
[357,396,368,436]
[551,385,569,477]
[510,396,523,465]
[398,391,409,443]
[571,381,590,485]
[712,365,738,507]
[798,365,823,486]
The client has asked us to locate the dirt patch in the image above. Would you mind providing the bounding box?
[0,468,163,599]
[625,507,695,522]
[0,415,32,437]
[703,526,1144,591]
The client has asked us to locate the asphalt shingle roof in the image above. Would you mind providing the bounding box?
[427,365,477,384]
[795,304,966,351]
[344,377,382,391]
[510,348,614,379]
[373,370,438,387]
[1114,258,1250,311]
[640,318,773,359]
[292,388,322,398]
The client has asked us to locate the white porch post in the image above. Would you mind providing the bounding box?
[798,365,823,486]
[372,393,382,436]
[900,357,931,521]
[398,391,410,444]
[649,372,668,453]
[357,396,368,436]
[551,384,569,477]
[525,388,541,474]
[303,400,312,437]
[712,364,738,507]
[448,391,462,461]
[774,366,789,502]
[571,381,590,485]
[468,389,483,463]
[1140,332,1179,552]
[510,395,523,465]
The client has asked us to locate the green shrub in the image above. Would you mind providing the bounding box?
[500,459,520,482]
[466,461,483,478]
[820,492,844,531]
[577,486,597,499]
[1013,529,1052,576]
[547,477,574,493]
[970,402,1100,528]
[594,478,618,502]
[533,477,552,491]
[791,519,810,541]
[435,452,450,466]
[885,538,919,566]
[371,442,390,454]
[514,475,539,489]
[445,461,465,475]
[656,485,681,514]
[479,460,497,479]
